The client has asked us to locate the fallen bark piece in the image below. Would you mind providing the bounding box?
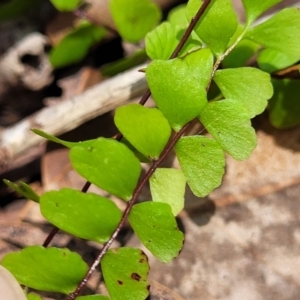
[0,64,148,172]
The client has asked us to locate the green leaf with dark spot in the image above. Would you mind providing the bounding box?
[109,0,161,42]
[150,168,186,215]
[50,21,105,68]
[1,246,88,294]
[101,247,149,300]
[129,202,184,262]
[213,67,273,118]
[245,8,300,57]
[40,188,122,243]
[115,104,171,159]
[186,0,238,57]
[146,48,213,131]
[145,22,201,60]
[3,179,39,203]
[50,0,82,11]
[199,99,257,160]
[268,79,300,129]
[257,49,300,73]
[241,0,282,25]
[175,136,225,197]
[70,138,141,201]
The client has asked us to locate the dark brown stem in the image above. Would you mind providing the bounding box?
[67,123,190,300]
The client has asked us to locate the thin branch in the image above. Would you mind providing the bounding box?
[67,123,191,300]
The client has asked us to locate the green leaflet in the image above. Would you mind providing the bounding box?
[222,39,260,68]
[145,21,201,60]
[199,99,257,161]
[40,188,122,243]
[77,296,110,300]
[146,48,213,131]
[128,202,184,263]
[50,0,82,11]
[50,21,105,68]
[70,138,141,201]
[175,136,225,197]
[269,79,300,129]
[114,104,171,159]
[109,0,161,43]
[1,246,88,294]
[3,179,39,203]
[213,67,273,118]
[241,0,282,25]
[257,49,300,73]
[186,0,238,57]
[101,248,149,300]
[150,168,186,215]
[245,8,300,57]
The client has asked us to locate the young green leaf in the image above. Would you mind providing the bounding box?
[268,79,300,129]
[40,188,122,243]
[128,202,184,262]
[27,294,42,300]
[213,67,273,118]
[241,0,282,25]
[245,8,300,57]
[101,247,150,300]
[50,0,82,11]
[150,168,186,215]
[222,39,260,68]
[50,21,105,68]
[114,104,171,159]
[146,48,213,131]
[199,99,257,161]
[3,179,39,203]
[77,296,110,300]
[257,48,300,73]
[145,22,201,60]
[186,0,238,57]
[0,265,27,300]
[109,0,161,43]
[70,138,141,201]
[1,246,88,294]
[175,136,225,197]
